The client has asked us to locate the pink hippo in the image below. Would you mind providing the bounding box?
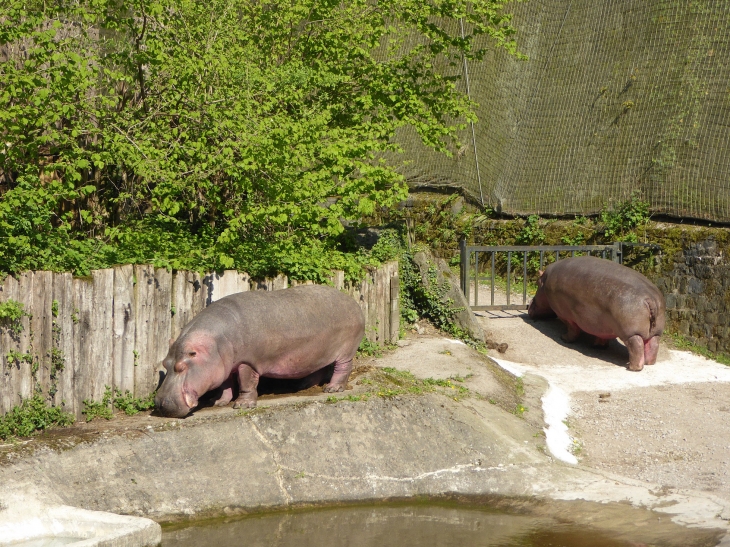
[528,256,665,371]
[155,284,365,417]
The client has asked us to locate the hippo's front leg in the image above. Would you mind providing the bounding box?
[625,335,646,371]
[323,357,353,393]
[232,363,260,408]
[212,375,237,407]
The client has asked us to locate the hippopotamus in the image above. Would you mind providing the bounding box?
[528,255,665,371]
[155,284,365,417]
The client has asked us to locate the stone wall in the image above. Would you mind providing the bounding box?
[652,238,730,354]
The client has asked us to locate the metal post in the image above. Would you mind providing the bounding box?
[460,240,467,293]
[506,251,512,306]
[474,251,479,307]
[491,251,495,306]
[522,252,528,304]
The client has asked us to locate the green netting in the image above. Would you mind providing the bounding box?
[399,0,730,222]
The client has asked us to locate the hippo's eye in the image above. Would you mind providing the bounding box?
[188,351,197,357]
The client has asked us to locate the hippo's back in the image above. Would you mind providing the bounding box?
[185,284,363,336]
[546,256,661,298]
[544,256,665,339]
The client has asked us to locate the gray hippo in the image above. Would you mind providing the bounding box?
[528,255,665,371]
[155,284,365,417]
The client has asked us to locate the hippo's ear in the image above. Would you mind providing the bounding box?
[538,270,544,277]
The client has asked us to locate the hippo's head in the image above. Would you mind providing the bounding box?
[528,269,556,320]
[154,332,228,418]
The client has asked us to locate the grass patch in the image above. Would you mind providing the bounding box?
[326,367,472,404]
[0,393,74,441]
[513,404,528,418]
[665,333,730,366]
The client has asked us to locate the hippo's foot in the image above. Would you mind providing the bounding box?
[212,380,237,407]
[323,383,345,393]
[232,393,258,409]
[560,320,581,343]
[592,337,611,349]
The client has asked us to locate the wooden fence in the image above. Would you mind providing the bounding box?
[0,262,399,418]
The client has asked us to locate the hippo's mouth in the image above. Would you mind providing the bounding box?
[183,388,199,409]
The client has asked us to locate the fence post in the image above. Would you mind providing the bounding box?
[460,239,468,298]
[612,242,623,264]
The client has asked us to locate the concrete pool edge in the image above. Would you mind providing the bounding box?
[1,393,729,545]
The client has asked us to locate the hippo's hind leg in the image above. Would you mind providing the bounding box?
[323,357,353,393]
[233,363,260,409]
[644,335,660,366]
[625,335,646,371]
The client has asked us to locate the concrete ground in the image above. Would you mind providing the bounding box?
[1,327,730,545]
[479,309,730,502]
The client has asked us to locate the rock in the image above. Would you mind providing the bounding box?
[411,249,485,343]
[486,341,509,353]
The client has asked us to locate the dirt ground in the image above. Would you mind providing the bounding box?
[479,308,730,503]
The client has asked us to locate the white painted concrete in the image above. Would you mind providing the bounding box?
[491,349,730,466]
[0,493,160,547]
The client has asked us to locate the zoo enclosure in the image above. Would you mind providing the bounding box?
[0,262,399,418]
[459,241,659,311]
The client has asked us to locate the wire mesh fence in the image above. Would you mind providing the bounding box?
[399,0,730,223]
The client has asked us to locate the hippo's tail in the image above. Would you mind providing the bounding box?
[645,298,658,332]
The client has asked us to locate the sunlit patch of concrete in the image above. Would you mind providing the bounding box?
[0,496,160,547]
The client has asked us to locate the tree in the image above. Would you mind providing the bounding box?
[0,0,519,279]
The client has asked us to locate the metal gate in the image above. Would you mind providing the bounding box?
[458,241,659,312]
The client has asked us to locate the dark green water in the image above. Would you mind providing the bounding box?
[162,501,724,547]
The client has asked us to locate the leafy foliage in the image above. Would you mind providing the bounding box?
[0,0,520,280]
[600,191,651,242]
[82,386,115,422]
[82,386,156,421]
[0,299,27,335]
[112,390,156,416]
[0,393,74,440]
[515,215,545,245]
